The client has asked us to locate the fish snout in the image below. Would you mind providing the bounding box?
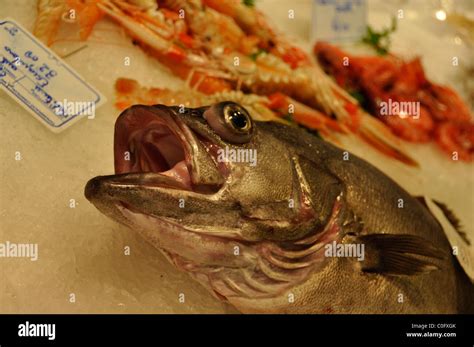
[84,176,104,202]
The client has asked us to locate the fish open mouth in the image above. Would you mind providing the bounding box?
[113,105,225,193]
[116,111,191,189]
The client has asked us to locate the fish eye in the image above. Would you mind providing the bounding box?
[203,102,254,144]
[223,103,252,133]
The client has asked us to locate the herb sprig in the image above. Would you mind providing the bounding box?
[362,17,397,55]
[249,48,267,61]
[242,0,255,7]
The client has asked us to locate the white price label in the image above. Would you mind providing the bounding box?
[311,0,367,42]
[0,18,106,132]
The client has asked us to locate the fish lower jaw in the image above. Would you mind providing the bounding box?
[116,203,249,266]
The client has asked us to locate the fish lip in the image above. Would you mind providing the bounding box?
[116,202,246,241]
[112,104,225,194]
[84,175,102,202]
[84,172,193,201]
[84,172,224,203]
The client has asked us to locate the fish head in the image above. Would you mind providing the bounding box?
[85,102,341,307]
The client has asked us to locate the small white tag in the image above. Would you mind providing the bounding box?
[0,18,106,132]
[423,197,474,283]
[311,0,367,43]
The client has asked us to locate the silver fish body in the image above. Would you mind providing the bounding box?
[85,102,473,313]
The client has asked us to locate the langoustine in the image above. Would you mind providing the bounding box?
[33,0,417,166]
[314,41,474,161]
[114,77,347,139]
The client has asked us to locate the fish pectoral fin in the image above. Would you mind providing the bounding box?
[356,234,446,276]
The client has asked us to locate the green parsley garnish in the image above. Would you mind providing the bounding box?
[249,48,267,61]
[362,17,397,55]
[349,90,366,106]
[283,113,295,123]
